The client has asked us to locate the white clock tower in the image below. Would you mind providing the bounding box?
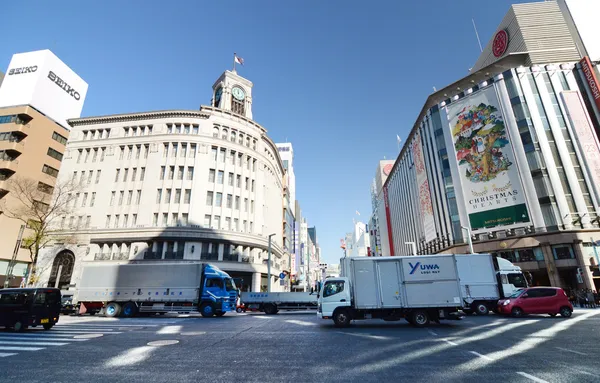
[211,70,254,120]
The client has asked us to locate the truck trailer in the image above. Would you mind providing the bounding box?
[75,261,237,318]
[457,254,527,315]
[318,255,464,327]
[240,291,318,314]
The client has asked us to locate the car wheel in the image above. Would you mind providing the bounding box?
[474,303,489,316]
[559,307,572,318]
[333,309,351,328]
[511,307,524,318]
[411,310,430,327]
[236,307,243,313]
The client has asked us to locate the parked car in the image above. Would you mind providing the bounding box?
[497,287,573,318]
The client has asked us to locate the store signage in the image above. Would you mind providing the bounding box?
[411,132,436,242]
[383,185,395,256]
[492,30,509,58]
[580,57,600,112]
[8,66,38,75]
[446,85,530,230]
[48,71,81,101]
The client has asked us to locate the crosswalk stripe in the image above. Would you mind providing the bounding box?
[0,346,45,351]
[0,332,93,338]
[0,336,88,342]
[0,353,17,357]
[47,327,115,331]
[0,341,68,346]
[37,331,122,335]
[56,324,158,327]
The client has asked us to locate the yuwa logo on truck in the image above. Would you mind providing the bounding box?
[409,262,440,275]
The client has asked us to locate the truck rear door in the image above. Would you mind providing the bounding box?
[376,261,403,308]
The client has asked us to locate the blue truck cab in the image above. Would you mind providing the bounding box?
[199,264,238,317]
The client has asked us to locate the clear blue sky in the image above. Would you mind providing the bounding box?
[1,0,529,264]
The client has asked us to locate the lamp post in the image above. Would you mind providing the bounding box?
[267,233,276,293]
[461,226,474,254]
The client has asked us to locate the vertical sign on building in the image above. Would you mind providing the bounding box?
[383,185,395,256]
[411,132,436,242]
[446,86,530,230]
[561,90,600,192]
[579,57,600,113]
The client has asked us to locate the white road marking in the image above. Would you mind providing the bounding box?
[40,330,122,335]
[0,346,45,351]
[555,346,587,356]
[285,320,317,326]
[338,332,390,340]
[48,327,114,331]
[56,324,159,327]
[0,341,68,346]
[469,351,493,361]
[516,372,549,382]
[157,325,182,334]
[0,336,88,342]
[428,330,438,336]
[443,339,458,346]
[0,332,93,338]
[253,316,273,319]
[0,353,17,357]
[104,346,154,367]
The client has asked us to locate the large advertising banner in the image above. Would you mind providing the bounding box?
[411,133,436,242]
[446,86,530,230]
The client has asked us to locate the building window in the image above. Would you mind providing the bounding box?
[118,191,124,206]
[131,168,137,182]
[144,144,149,159]
[222,129,228,140]
[132,214,137,226]
[219,149,226,162]
[251,180,255,192]
[127,190,133,205]
[110,191,116,206]
[135,145,141,159]
[156,189,162,204]
[236,175,241,188]
[87,171,93,184]
[184,124,190,134]
[52,132,68,145]
[42,164,59,178]
[123,214,129,227]
[209,169,216,182]
[244,198,248,212]
[100,147,105,162]
[96,170,101,184]
[204,215,211,227]
[213,127,219,138]
[211,147,218,161]
[106,215,111,228]
[214,215,221,229]
[206,191,213,206]
[171,213,178,226]
[181,213,188,226]
[181,144,187,158]
[153,213,159,226]
[192,125,199,135]
[178,166,184,180]
[140,167,145,181]
[225,217,231,230]
[228,172,234,186]
[190,144,196,158]
[136,190,141,204]
[90,192,96,207]
[165,189,172,204]
[215,192,222,207]
[163,143,169,157]
[251,200,254,213]
[226,194,233,208]
[86,216,91,228]
[234,218,239,231]
[184,189,191,204]
[77,149,82,163]
[123,168,129,182]
[163,213,168,226]
[174,189,181,204]
[47,147,63,161]
[172,143,178,158]
[114,215,120,228]
[187,167,194,180]
[82,193,88,207]
[232,97,245,115]
[229,150,235,165]
[235,196,240,210]
[245,177,249,190]
[217,171,224,184]
[115,169,121,182]
[168,166,175,180]
[231,131,236,142]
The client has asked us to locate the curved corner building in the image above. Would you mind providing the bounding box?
[37,69,286,293]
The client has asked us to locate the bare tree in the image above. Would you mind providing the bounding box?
[1,175,80,286]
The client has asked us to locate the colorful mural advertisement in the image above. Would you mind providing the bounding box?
[447,86,530,230]
[411,133,436,241]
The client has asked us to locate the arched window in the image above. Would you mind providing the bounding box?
[238,133,244,145]
[47,250,75,289]
[231,131,236,142]
[222,129,228,140]
[246,136,251,147]
[213,127,219,138]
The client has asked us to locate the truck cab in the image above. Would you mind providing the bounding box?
[317,278,351,319]
[496,257,528,297]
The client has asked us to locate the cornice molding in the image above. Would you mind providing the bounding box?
[69,110,211,127]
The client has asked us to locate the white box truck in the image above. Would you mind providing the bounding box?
[457,254,527,315]
[240,292,318,314]
[317,255,464,327]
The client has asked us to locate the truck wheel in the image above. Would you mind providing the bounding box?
[474,302,489,316]
[264,303,278,315]
[122,302,138,318]
[105,302,122,318]
[43,323,53,330]
[333,309,351,328]
[411,310,430,327]
[200,303,215,318]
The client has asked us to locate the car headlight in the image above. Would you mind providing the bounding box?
[503,300,511,306]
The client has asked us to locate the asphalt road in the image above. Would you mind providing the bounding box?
[0,309,599,383]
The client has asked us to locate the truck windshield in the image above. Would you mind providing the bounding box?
[225,278,237,291]
[508,273,527,288]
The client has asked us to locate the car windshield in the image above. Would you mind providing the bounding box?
[225,278,237,291]
[509,289,525,298]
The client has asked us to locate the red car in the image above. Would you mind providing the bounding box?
[497,287,573,318]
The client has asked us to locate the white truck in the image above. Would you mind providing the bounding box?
[240,292,318,314]
[456,254,527,315]
[318,255,464,327]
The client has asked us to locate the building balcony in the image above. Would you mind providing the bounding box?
[0,141,24,155]
[0,158,19,172]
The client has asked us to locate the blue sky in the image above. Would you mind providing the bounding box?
[1,0,530,264]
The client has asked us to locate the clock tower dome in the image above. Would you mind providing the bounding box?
[211,70,254,120]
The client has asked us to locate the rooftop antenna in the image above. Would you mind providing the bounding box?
[472,18,483,53]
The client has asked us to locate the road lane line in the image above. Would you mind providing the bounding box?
[0,341,68,346]
[56,324,158,327]
[0,346,45,351]
[469,351,493,361]
[0,332,95,338]
[285,320,317,326]
[338,332,390,340]
[0,336,88,342]
[39,330,122,334]
[555,346,587,356]
[0,353,17,357]
[516,372,549,382]
[47,327,114,331]
[428,330,438,336]
[105,346,154,367]
[157,325,182,334]
[443,339,458,346]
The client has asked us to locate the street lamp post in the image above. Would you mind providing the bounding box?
[461,226,474,254]
[267,233,276,293]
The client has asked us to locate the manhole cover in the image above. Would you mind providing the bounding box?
[180,331,206,336]
[74,334,104,339]
[147,340,179,346]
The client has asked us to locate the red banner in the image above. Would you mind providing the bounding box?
[580,57,600,113]
[383,185,395,256]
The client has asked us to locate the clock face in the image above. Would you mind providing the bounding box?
[215,88,223,107]
[232,87,245,101]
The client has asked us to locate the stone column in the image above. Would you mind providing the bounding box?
[572,240,595,290]
[251,272,261,292]
[540,243,561,287]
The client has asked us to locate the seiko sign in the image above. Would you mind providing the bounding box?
[47,71,81,101]
[8,66,38,75]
